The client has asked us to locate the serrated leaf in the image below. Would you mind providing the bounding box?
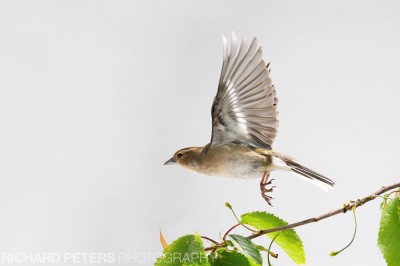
[155,234,210,266]
[241,211,306,265]
[398,197,400,218]
[208,249,252,266]
[227,234,262,265]
[378,197,400,266]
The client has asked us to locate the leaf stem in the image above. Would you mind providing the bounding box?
[330,206,358,256]
[225,202,257,232]
[267,233,280,266]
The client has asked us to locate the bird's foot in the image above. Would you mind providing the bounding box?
[260,172,276,206]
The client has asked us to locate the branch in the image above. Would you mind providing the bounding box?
[204,181,400,251]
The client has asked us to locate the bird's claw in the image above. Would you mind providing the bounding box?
[260,173,275,206]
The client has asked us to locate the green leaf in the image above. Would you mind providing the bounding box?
[209,249,252,266]
[155,234,210,266]
[398,197,400,218]
[378,197,400,266]
[241,211,306,265]
[227,234,262,265]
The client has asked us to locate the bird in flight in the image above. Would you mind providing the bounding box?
[165,32,334,205]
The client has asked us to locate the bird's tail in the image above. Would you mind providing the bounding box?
[273,154,335,191]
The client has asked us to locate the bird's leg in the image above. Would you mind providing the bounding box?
[260,172,276,206]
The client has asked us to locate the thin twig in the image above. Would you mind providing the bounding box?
[204,181,400,251]
[201,236,219,245]
[223,223,240,241]
[249,182,400,239]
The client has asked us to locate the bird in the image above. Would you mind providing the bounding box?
[164,32,334,205]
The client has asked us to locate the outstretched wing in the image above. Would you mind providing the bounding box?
[210,32,278,150]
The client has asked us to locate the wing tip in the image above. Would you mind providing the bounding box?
[221,32,262,55]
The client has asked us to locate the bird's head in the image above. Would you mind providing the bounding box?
[164,147,203,169]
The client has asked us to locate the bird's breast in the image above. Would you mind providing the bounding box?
[197,145,274,179]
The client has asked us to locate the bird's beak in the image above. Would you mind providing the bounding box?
[164,157,176,165]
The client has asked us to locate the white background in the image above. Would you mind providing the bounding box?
[0,1,399,265]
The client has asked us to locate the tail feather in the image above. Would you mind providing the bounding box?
[291,167,334,191]
[273,153,335,191]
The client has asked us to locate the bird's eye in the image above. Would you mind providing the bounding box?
[177,153,183,159]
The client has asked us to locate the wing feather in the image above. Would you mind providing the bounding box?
[210,32,278,149]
